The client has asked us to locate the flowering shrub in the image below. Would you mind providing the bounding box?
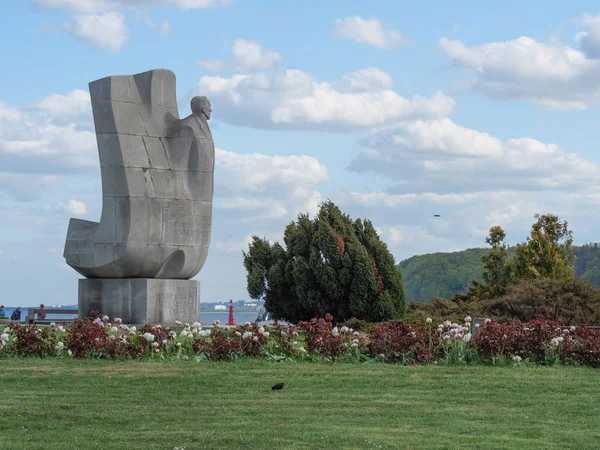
[559,326,600,367]
[297,314,353,359]
[3,311,600,367]
[368,322,432,363]
[474,318,563,362]
[9,323,57,357]
[64,318,109,358]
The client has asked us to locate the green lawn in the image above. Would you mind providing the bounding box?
[0,359,598,449]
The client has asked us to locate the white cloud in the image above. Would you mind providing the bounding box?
[45,200,87,216]
[146,18,171,36]
[30,89,92,124]
[199,39,282,73]
[63,12,129,52]
[0,172,61,201]
[194,68,454,130]
[575,13,600,59]
[34,0,232,13]
[439,35,600,110]
[350,118,600,193]
[214,149,328,221]
[333,16,413,49]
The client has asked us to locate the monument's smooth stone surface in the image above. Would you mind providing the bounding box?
[63,69,214,279]
[79,278,200,324]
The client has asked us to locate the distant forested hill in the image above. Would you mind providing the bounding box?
[399,243,600,303]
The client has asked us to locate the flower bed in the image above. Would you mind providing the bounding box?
[1,313,600,367]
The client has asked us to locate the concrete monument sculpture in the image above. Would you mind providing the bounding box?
[63,69,214,324]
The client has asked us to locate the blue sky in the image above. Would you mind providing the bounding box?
[3,0,600,306]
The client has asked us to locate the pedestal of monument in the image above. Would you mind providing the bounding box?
[79,278,200,324]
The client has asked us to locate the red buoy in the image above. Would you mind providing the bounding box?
[227,299,237,326]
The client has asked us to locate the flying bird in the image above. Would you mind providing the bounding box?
[433,214,441,217]
[272,383,285,390]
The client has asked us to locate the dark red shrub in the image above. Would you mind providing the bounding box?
[474,318,563,361]
[10,324,57,357]
[368,322,432,363]
[297,315,351,359]
[559,326,600,367]
[64,318,109,358]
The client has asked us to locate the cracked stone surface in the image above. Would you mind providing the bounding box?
[63,69,214,279]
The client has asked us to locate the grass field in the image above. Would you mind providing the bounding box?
[0,359,599,449]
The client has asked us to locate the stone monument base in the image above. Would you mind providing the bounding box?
[78,278,200,324]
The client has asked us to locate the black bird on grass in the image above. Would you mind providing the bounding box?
[272,383,285,390]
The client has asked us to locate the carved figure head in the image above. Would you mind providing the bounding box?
[191,96,211,120]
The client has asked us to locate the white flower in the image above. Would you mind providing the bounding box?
[169,331,176,337]
[184,323,190,328]
[176,342,182,347]
[258,327,265,334]
[192,322,201,329]
[57,326,65,333]
[484,318,491,324]
[463,333,472,342]
[180,330,188,338]
[351,342,359,348]
[262,331,270,338]
[0,333,8,341]
[175,320,182,326]
[464,316,472,323]
[340,326,349,333]
[426,318,433,324]
[155,348,160,353]
[557,336,564,343]
[245,321,251,326]
[102,315,109,322]
[235,331,242,337]
[129,331,136,336]
[50,322,56,327]
[199,330,211,337]
[242,331,253,339]
[569,325,576,332]
[162,339,167,345]
[332,327,339,337]
[3,327,10,333]
[253,336,259,342]
[109,335,116,341]
[67,349,73,356]
[512,355,522,362]
[114,318,122,325]
[550,338,559,347]
[130,326,137,333]
[187,333,195,339]
[142,333,155,343]
[152,342,159,348]
[110,327,118,333]
[57,341,64,348]
[298,346,306,352]
[475,323,480,329]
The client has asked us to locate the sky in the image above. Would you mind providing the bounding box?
[2,0,600,306]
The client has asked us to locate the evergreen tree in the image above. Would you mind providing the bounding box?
[242,200,406,323]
